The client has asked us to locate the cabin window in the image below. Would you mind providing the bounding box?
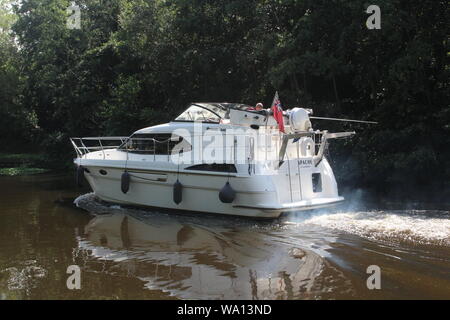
[185,163,237,173]
[119,134,191,155]
[312,173,322,193]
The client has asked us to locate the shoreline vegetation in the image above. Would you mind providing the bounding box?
[0,167,49,176]
[0,153,50,176]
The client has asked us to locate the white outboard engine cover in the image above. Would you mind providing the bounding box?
[289,108,312,132]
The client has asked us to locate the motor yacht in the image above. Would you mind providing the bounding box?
[71,102,359,218]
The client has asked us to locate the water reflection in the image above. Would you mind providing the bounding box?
[74,204,339,299]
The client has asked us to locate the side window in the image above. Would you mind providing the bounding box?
[120,134,191,155]
[185,163,237,173]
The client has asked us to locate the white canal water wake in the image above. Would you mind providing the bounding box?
[286,210,450,246]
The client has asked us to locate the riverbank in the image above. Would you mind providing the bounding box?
[0,153,50,176]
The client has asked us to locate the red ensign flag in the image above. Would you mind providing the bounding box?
[270,91,285,133]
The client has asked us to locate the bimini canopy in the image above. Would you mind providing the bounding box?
[174,103,252,123]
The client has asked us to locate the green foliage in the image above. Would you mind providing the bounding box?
[2,0,448,199]
[0,167,49,176]
[0,0,34,148]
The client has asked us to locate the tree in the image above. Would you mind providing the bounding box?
[0,0,32,149]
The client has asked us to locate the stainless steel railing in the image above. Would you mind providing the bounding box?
[70,136,184,161]
[70,137,129,158]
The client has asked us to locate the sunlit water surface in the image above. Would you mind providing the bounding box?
[0,173,449,299]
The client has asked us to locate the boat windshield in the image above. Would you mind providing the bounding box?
[175,104,225,123]
[174,103,253,123]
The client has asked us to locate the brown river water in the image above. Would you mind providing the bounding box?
[0,173,449,299]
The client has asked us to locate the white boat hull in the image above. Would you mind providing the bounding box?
[79,157,343,219]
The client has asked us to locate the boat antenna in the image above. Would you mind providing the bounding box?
[309,116,378,124]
